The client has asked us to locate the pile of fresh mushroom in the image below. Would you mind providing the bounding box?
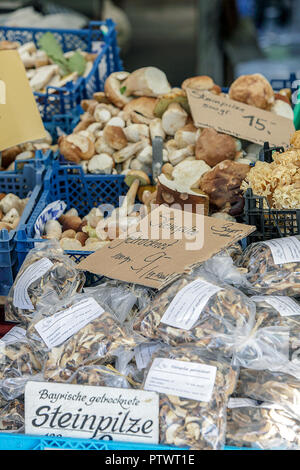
[57,68,294,219]
[0,194,29,232]
[40,169,150,251]
[0,130,55,171]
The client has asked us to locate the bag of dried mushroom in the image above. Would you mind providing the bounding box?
[133,271,256,356]
[42,305,142,383]
[0,397,24,433]
[142,345,238,450]
[239,236,300,297]
[252,296,300,365]
[0,327,44,400]
[226,398,300,450]
[5,240,85,326]
[236,368,300,421]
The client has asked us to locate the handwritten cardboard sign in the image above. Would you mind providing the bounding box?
[25,381,159,443]
[0,50,46,151]
[186,89,295,147]
[78,205,255,289]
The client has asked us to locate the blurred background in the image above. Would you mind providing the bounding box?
[1,0,299,86]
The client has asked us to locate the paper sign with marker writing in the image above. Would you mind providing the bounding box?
[186,89,295,147]
[78,205,255,290]
[0,50,46,151]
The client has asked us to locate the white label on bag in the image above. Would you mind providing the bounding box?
[160,279,222,330]
[228,398,258,408]
[34,297,105,349]
[0,326,26,343]
[134,342,162,370]
[263,236,300,265]
[252,296,300,317]
[25,381,159,444]
[13,258,54,310]
[144,358,217,402]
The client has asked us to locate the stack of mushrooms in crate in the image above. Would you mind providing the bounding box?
[58,69,294,224]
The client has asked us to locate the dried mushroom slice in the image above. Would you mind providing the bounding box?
[239,237,300,297]
[226,400,300,450]
[44,312,138,383]
[70,364,133,389]
[5,241,85,325]
[133,272,255,355]
[0,397,24,433]
[142,345,238,450]
[0,340,43,400]
[236,368,300,421]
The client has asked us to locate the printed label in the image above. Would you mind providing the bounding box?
[13,258,54,310]
[252,296,300,317]
[228,398,258,408]
[263,236,300,265]
[160,279,222,330]
[134,342,162,370]
[25,381,159,444]
[144,358,217,402]
[34,297,105,349]
[0,326,26,343]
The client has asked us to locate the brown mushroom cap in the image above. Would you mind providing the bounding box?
[123,97,158,121]
[125,170,151,187]
[229,74,275,110]
[181,76,215,91]
[104,71,132,109]
[195,128,237,167]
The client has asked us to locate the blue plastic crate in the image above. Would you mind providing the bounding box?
[16,160,127,286]
[0,159,46,296]
[0,432,253,450]
[44,113,80,144]
[0,19,122,120]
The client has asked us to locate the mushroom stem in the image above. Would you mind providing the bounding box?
[121,178,140,216]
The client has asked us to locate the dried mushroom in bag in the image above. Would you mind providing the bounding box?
[239,236,300,297]
[142,345,238,450]
[236,368,300,421]
[0,397,24,433]
[70,365,134,389]
[133,271,255,356]
[5,240,85,325]
[44,312,140,383]
[252,296,300,364]
[0,336,43,400]
[226,398,300,450]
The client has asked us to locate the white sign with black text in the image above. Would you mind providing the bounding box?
[25,381,159,444]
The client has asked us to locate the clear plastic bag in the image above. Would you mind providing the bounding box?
[0,335,44,400]
[226,398,300,450]
[133,271,256,356]
[202,254,247,288]
[5,240,85,325]
[238,236,300,297]
[236,368,300,421]
[252,296,300,364]
[0,397,24,433]
[43,311,143,383]
[142,344,238,450]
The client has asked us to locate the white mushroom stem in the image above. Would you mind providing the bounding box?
[123,67,171,97]
[113,141,145,163]
[123,124,150,143]
[149,118,166,142]
[168,145,195,166]
[162,103,188,136]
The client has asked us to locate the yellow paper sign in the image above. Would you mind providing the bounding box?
[0,50,46,151]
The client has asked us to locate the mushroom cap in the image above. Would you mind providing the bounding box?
[104,71,132,108]
[124,170,151,187]
[123,97,158,120]
[229,73,275,110]
[181,75,215,91]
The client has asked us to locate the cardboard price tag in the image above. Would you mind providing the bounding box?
[186,89,295,147]
[78,205,256,289]
[0,50,46,151]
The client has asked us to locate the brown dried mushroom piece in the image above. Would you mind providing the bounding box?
[142,345,238,449]
[5,242,85,325]
[226,402,300,450]
[133,272,255,355]
[70,364,133,389]
[236,368,300,421]
[0,398,24,432]
[44,312,138,383]
[239,238,300,296]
